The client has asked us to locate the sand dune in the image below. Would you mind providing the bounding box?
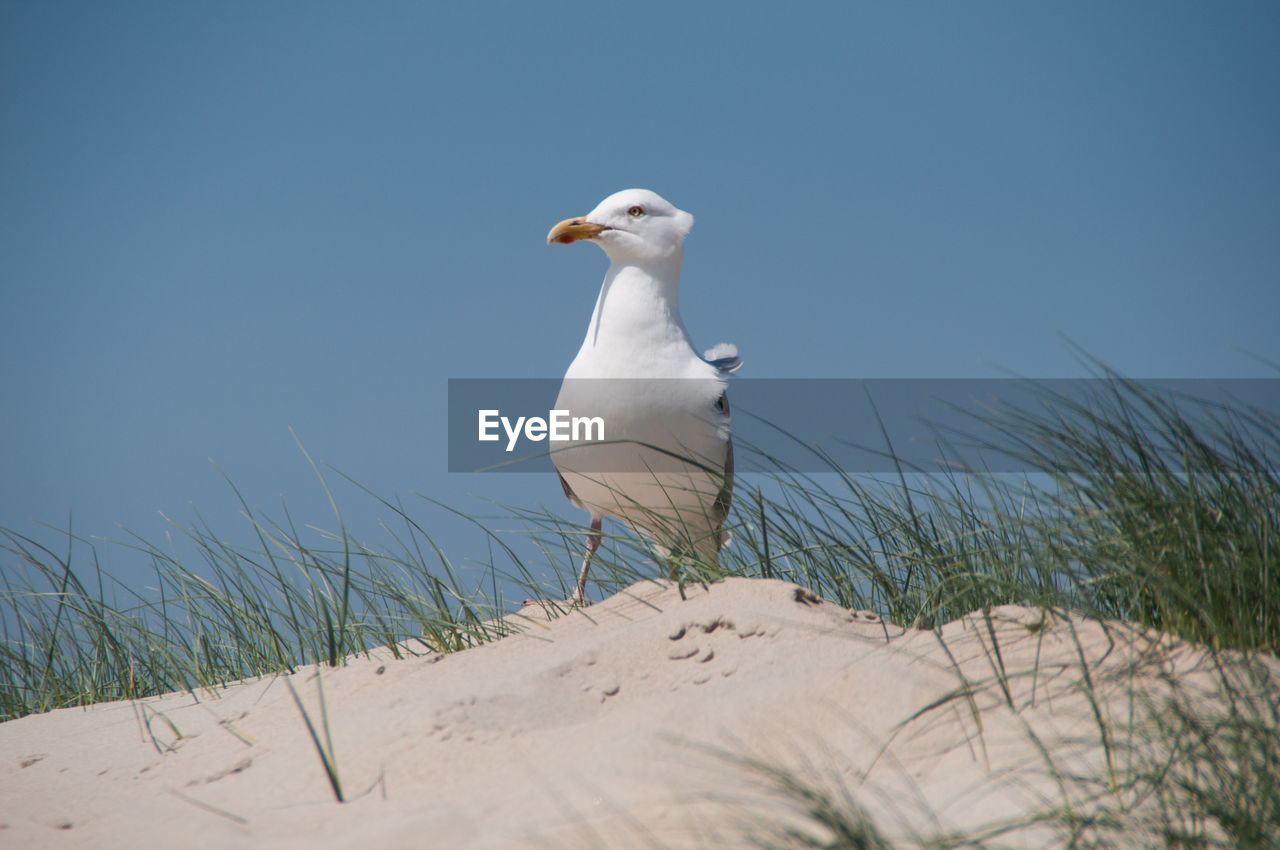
[2,577,1274,847]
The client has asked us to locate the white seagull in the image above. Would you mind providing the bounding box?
[546,189,741,603]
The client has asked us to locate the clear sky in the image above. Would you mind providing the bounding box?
[2,2,1278,590]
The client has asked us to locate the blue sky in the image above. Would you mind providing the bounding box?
[2,2,1278,591]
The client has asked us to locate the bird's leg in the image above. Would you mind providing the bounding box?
[573,517,603,605]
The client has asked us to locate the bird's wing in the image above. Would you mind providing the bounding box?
[703,342,743,375]
[713,435,734,533]
[558,471,584,512]
[712,391,734,535]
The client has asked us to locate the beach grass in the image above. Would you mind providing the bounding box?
[1,362,1277,845]
[722,613,1279,849]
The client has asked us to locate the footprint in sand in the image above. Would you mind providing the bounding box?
[665,617,757,686]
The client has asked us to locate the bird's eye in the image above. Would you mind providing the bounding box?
[627,205,644,217]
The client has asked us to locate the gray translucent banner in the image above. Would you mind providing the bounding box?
[447,379,1279,474]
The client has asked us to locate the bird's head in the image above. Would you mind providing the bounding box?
[546,189,694,264]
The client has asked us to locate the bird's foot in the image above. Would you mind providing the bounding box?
[519,597,580,611]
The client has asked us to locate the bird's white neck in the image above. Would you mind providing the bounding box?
[578,256,695,366]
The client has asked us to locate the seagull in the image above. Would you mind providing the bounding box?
[546,189,740,604]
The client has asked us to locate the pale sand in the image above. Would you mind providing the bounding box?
[2,577,1275,848]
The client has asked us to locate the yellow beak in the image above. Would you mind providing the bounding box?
[546,217,609,245]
